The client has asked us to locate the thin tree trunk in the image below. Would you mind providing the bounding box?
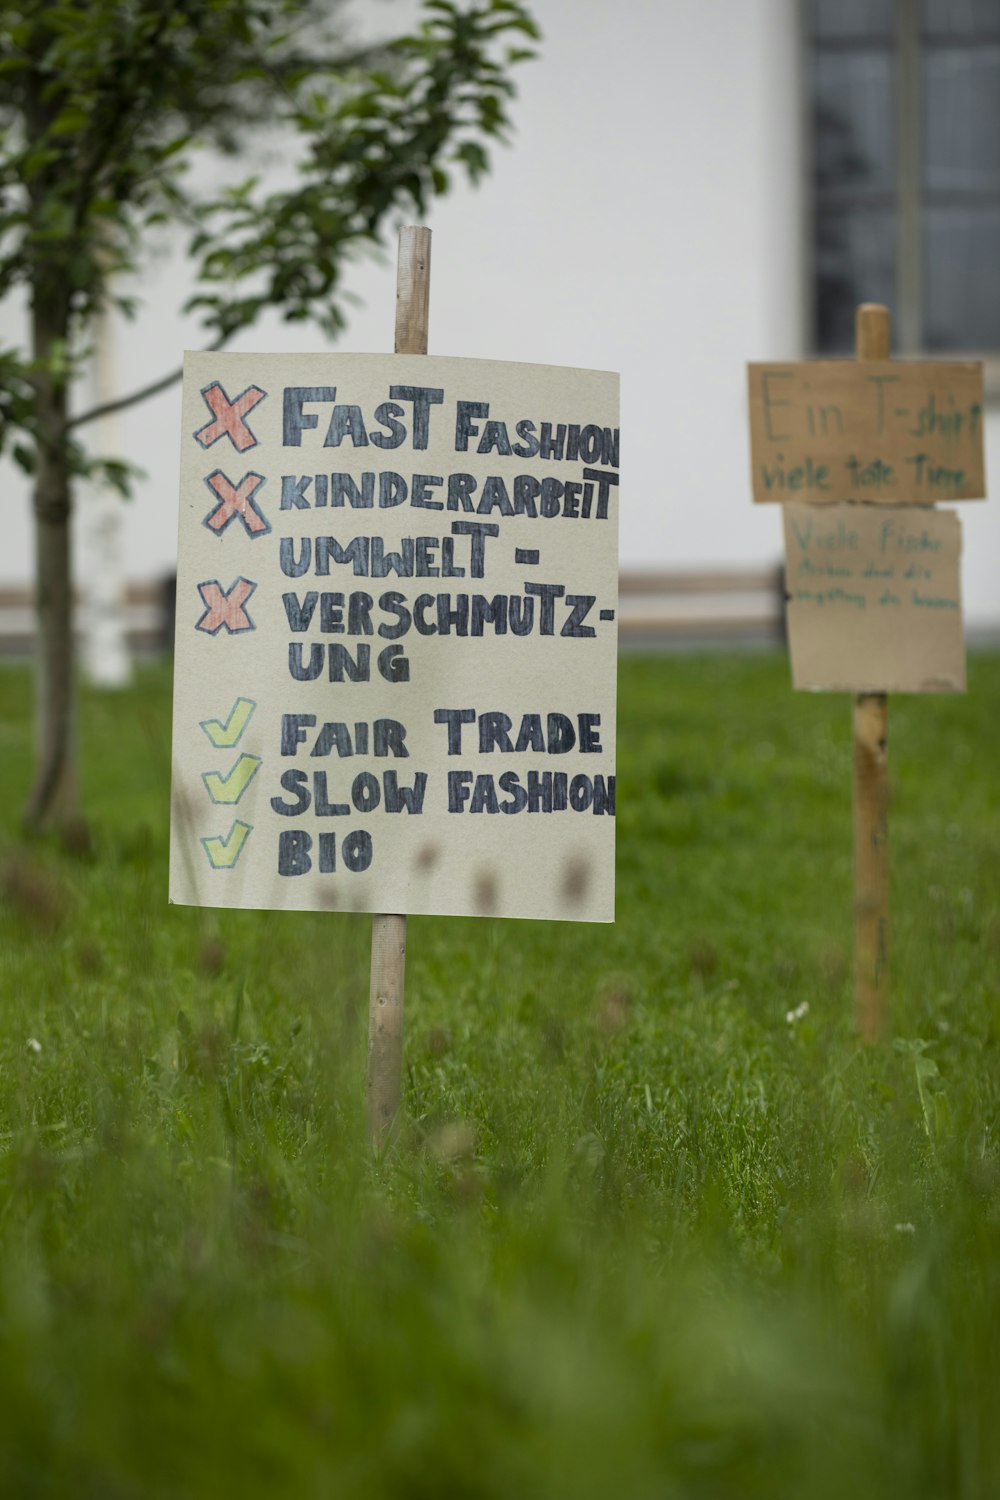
[24,299,81,835]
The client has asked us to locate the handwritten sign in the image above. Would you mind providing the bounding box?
[169,353,620,922]
[748,361,985,504]
[783,504,964,693]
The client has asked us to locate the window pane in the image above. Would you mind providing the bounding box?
[814,52,896,196]
[922,0,1000,38]
[816,207,897,353]
[813,0,893,40]
[924,207,1000,347]
[924,47,1000,192]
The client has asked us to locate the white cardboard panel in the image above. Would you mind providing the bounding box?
[170,353,620,921]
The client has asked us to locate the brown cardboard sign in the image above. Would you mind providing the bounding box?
[748,361,985,504]
[169,352,620,923]
[783,504,965,693]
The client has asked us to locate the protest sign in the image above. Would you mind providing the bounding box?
[748,360,985,504]
[749,303,990,1042]
[783,504,964,693]
[169,352,620,924]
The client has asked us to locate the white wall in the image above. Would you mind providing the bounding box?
[963,416,1000,630]
[2,0,997,627]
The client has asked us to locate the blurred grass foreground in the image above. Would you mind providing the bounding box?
[0,651,999,1499]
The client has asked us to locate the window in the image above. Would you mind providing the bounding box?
[811,0,1000,359]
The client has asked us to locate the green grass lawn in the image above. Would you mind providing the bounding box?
[0,650,998,1499]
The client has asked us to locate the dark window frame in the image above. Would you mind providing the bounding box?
[809,0,1000,391]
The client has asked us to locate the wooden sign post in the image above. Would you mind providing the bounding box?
[747,306,986,1039]
[368,228,431,1149]
[168,228,621,1142]
[852,305,890,1041]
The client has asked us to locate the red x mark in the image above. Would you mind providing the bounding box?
[194,383,266,452]
[195,577,257,635]
[203,470,270,537]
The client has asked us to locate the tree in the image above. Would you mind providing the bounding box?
[0,0,537,834]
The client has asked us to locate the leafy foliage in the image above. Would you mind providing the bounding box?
[0,0,538,474]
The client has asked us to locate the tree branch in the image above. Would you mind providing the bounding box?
[67,333,228,431]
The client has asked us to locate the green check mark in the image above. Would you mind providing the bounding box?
[201,820,252,870]
[200,697,256,748]
[201,753,261,805]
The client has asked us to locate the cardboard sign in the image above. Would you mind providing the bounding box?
[748,361,985,504]
[169,353,620,922]
[783,504,964,693]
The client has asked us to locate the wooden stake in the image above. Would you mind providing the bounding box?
[366,227,431,1148]
[367,910,407,1148]
[853,303,890,1041]
[394,225,432,358]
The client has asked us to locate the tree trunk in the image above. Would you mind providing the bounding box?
[24,299,82,836]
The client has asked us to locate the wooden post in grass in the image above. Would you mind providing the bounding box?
[366,226,431,1149]
[749,308,984,1042]
[853,303,891,1042]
